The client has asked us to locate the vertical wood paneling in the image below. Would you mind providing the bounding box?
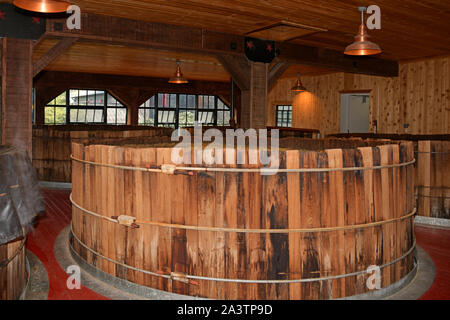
[268,56,450,136]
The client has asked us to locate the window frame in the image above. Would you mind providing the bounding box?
[138,93,232,128]
[44,91,68,125]
[276,105,293,128]
[44,89,128,125]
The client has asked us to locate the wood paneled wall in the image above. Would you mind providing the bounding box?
[268,56,450,136]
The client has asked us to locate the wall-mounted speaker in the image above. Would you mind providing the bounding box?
[0,3,46,40]
[244,37,276,63]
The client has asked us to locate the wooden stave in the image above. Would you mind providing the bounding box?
[0,239,27,300]
[416,140,450,219]
[328,134,449,220]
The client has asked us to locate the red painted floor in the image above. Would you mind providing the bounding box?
[26,188,108,300]
[27,188,450,300]
[416,225,450,300]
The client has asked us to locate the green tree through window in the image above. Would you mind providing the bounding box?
[44,89,127,125]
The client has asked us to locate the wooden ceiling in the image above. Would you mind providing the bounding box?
[32,39,333,81]
[32,39,229,81]
[15,0,450,81]
[57,0,450,61]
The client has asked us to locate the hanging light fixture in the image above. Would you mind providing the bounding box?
[291,73,307,93]
[168,60,189,84]
[344,7,382,56]
[13,0,71,13]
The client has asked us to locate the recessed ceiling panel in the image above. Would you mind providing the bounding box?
[246,20,327,42]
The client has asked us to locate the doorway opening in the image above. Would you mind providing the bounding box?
[340,93,370,133]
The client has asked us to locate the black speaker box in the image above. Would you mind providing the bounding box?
[244,37,276,63]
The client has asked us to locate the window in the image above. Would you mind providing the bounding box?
[44,89,127,125]
[276,105,292,127]
[178,94,195,127]
[216,98,231,126]
[197,95,215,126]
[157,93,177,128]
[45,92,67,125]
[138,93,231,128]
[138,95,156,126]
[106,94,127,125]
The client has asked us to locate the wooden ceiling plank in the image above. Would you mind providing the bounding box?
[33,37,78,77]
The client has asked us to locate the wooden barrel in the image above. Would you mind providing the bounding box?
[328,134,450,220]
[32,125,173,182]
[71,139,416,299]
[0,239,27,300]
[416,140,450,219]
[0,146,44,300]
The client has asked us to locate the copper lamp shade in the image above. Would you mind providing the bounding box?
[291,73,307,93]
[344,7,382,56]
[13,0,70,13]
[168,61,188,84]
[344,24,382,56]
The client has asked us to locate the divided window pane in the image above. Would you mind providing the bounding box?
[138,93,232,128]
[276,105,292,128]
[45,89,126,125]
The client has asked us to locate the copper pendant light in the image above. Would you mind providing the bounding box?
[344,7,382,56]
[168,60,189,84]
[291,73,307,93]
[13,0,71,13]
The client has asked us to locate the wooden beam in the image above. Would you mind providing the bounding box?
[44,13,399,77]
[33,37,78,77]
[268,61,291,91]
[235,61,268,128]
[33,33,48,50]
[108,87,143,126]
[34,71,232,95]
[249,62,268,129]
[45,14,244,56]
[276,42,398,77]
[216,54,250,91]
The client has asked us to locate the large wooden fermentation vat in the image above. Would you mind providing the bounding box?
[328,134,450,220]
[70,139,416,299]
[32,125,173,182]
[416,140,450,219]
[0,146,44,300]
[0,239,27,300]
